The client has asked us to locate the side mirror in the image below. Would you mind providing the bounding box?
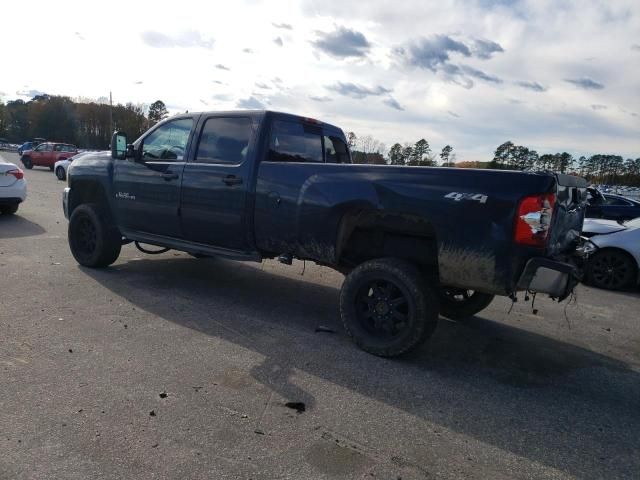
[111,131,128,160]
[126,144,136,160]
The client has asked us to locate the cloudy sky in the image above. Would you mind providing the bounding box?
[1,0,638,160]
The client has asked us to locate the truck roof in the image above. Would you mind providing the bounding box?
[170,110,345,135]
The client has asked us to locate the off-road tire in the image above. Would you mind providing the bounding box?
[68,203,121,268]
[22,156,33,169]
[438,289,495,321]
[340,258,438,357]
[0,204,19,215]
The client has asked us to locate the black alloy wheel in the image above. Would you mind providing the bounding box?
[587,250,636,290]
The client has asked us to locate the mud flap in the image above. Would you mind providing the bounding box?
[517,258,580,301]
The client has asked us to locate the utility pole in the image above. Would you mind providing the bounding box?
[109,91,113,134]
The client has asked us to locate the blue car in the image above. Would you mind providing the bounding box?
[17,139,45,156]
[586,188,640,222]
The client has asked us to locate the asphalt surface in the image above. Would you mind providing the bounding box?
[1,151,639,480]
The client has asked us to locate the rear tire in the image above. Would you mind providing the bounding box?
[340,258,438,357]
[68,203,121,268]
[0,204,19,215]
[22,156,33,169]
[438,288,494,321]
[56,167,66,180]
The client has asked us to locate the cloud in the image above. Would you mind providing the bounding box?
[273,37,283,47]
[141,30,214,49]
[564,77,604,90]
[16,89,46,98]
[631,44,640,51]
[311,26,371,58]
[200,99,208,105]
[74,32,85,41]
[272,77,283,84]
[516,80,547,92]
[383,97,404,111]
[255,82,271,89]
[215,64,230,71]
[472,39,504,59]
[212,80,224,85]
[237,96,264,109]
[448,111,461,118]
[134,81,143,85]
[396,35,471,71]
[325,82,391,99]
[591,104,607,110]
[461,65,502,83]
[212,93,232,101]
[309,96,332,102]
[272,22,292,30]
[243,48,253,53]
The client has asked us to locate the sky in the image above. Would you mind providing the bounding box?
[1,0,638,160]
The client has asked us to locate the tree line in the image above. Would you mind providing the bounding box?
[0,95,169,149]
[347,132,455,167]
[348,132,640,187]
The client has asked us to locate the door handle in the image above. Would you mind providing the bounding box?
[161,172,179,180]
[222,175,243,186]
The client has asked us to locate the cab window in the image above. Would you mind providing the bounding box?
[324,136,350,163]
[269,120,323,163]
[142,118,193,161]
[195,117,252,164]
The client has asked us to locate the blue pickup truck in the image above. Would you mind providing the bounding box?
[63,110,588,356]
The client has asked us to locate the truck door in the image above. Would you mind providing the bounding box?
[179,115,254,250]
[113,117,194,238]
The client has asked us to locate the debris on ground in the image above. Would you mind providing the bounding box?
[285,402,306,413]
[149,410,156,417]
[315,326,336,334]
[159,392,168,399]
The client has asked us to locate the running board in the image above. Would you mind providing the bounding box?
[120,229,262,262]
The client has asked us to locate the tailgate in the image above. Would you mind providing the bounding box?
[547,174,588,256]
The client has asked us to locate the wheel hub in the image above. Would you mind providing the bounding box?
[375,301,390,315]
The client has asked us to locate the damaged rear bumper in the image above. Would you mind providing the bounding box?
[517,241,594,301]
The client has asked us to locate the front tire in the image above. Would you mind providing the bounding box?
[0,204,19,215]
[586,249,636,290]
[22,156,33,169]
[438,288,494,321]
[68,204,121,268]
[56,167,66,180]
[340,258,438,357]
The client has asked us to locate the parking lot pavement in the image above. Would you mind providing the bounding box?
[1,151,639,480]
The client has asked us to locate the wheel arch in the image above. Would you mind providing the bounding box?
[68,180,111,218]
[336,208,438,276]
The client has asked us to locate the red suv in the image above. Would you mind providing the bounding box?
[21,142,78,170]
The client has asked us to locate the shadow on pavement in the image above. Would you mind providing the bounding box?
[0,213,46,239]
[83,256,640,480]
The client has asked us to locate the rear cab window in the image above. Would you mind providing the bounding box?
[269,120,323,163]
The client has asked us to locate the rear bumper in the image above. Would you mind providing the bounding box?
[63,187,70,220]
[517,258,579,301]
[0,180,27,203]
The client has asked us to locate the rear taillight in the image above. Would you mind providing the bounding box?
[7,168,24,180]
[514,193,555,247]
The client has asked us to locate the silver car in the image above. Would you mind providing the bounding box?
[582,217,640,290]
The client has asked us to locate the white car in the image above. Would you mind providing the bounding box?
[582,217,640,290]
[54,152,92,181]
[0,162,27,215]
